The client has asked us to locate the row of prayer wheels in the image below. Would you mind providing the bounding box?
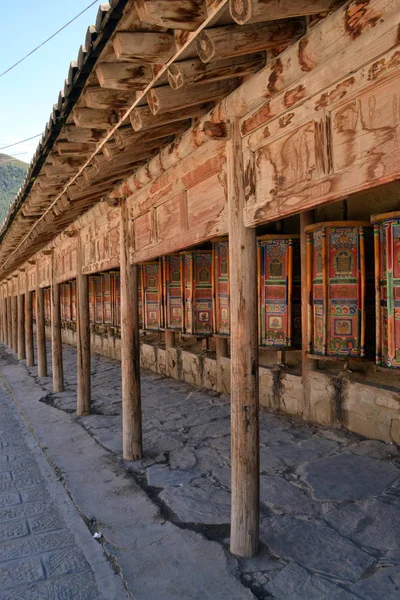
[40,211,400,369]
[140,237,301,349]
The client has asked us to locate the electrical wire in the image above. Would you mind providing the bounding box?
[0,135,42,151]
[0,0,99,79]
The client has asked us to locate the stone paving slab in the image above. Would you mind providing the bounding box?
[5,339,400,598]
[0,377,128,599]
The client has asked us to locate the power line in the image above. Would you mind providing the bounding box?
[0,134,42,151]
[0,0,99,79]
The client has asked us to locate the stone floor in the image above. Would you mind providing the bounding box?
[0,377,127,600]
[8,340,400,598]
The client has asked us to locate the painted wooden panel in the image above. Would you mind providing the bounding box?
[186,173,226,234]
[258,235,301,348]
[142,260,163,330]
[183,251,213,336]
[242,47,400,228]
[163,254,184,331]
[306,222,373,359]
[372,212,400,369]
[134,212,153,251]
[212,239,230,336]
[156,193,184,244]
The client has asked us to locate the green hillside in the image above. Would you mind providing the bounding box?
[0,153,29,223]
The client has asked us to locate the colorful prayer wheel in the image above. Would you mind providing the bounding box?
[182,250,213,336]
[305,222,373,359]
[163,254,184,331]
[212,239,230,336]
[140,259,164,330]
[102,273,112,325]
[257,235,301,349]
[371,211,400,369]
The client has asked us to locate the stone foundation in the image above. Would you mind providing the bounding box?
[42,324,400,445]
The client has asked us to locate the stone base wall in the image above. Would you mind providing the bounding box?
[42,325,400,445]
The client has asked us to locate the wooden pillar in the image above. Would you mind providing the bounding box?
[17,293,25,360]
[0,295,5,344]
[228,118,259,557]
[7,295,12,349]
[77,236,91,416]
[120,197,142,460]
[3,292,8,347]
[36,285,48,377]
[216,336,228,394]
[300,210,317,420]
[11,294,18,353]
[51,281,64,393]
[25,284,34,367]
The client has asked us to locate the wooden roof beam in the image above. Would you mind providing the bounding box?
[82,87,139,110]
[95,61,153,90]
[168,52,265,90]
[147,79,238,115]
[63,125,105,143]
[131,102,211,131]
[56,142,97,157]
[197,19,305,63]
[230,0,340,25]
[72,108,120,129]
[135,0,207,31]
[113,31,176,64]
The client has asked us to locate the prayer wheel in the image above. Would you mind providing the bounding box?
[212,239,230,336]
[140,259,164,330]
[305,222,373,358]
[163,254,184,331]
[371,211,400,369]
[182,250,213,336]
[257,235,301,349]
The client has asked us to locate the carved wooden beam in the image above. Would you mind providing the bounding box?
[147,79,238,115]
[73,108,120,129]
[197,19,305,63]
[135,0,207,31]
[113,32,176,64]
[168,52,265,89]
[130,102,211,131]
[95,62,153,90]
[229,0,339,25]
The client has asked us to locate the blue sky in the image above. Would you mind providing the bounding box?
[0,1,105,163]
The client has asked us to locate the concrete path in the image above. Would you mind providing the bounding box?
[0,376,128,599]
[1,340,400,599]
